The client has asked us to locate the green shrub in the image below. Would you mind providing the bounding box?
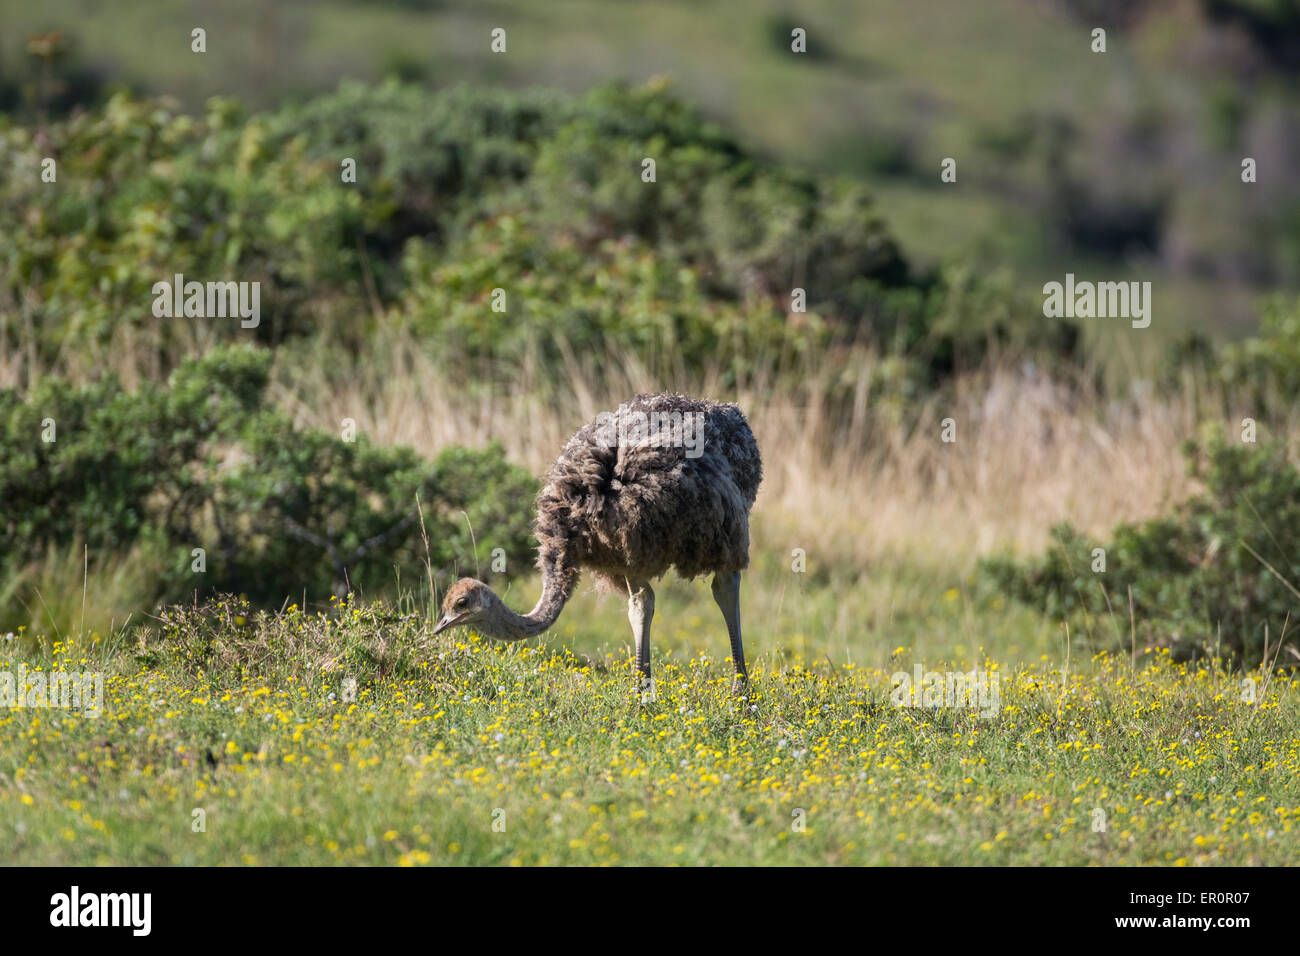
[0,80,1080,389]
[978,430,1300,666]
[0,346,537,622]
[1214,296,1300,411]
[0,93,371,369]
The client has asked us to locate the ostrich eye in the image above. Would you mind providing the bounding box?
[455,599,468,611]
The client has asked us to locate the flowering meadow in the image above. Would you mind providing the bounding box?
[3,594,1296,866]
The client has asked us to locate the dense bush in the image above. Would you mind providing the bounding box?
[1213,296,1300,411]
[978,431,1300,666]
[0,79,1081,390]
[0,346,537,616]
[1159,296,1300,419]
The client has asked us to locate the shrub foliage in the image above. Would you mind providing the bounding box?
[979,431,1300,666]
[0,347,537,614]
[0,80,1080,390]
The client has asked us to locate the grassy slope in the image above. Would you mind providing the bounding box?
[2,596,1296,865]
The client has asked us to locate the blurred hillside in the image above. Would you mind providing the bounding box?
[2,0,1299,345]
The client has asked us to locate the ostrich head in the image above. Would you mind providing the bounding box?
[432,573,573,642]
[432,578,493,635]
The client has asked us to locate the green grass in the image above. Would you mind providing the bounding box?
[2,589,1295,865]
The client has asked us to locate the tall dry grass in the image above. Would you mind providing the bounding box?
[5,326,1291,653]
[270,331,1218,577]
[2,318,1267,580]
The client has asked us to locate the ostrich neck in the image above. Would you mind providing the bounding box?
[490,557,577,641]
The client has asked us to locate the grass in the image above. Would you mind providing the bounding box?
[267,331,1221,569]
[3,329,1297,865]
[2,594,1296,865]
[2,0,1297,868]
[4,327,1294,657]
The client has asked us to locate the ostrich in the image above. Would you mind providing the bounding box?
[432,393,763,694]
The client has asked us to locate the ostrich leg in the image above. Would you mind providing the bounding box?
[712,571,748,693]
[627,581,655,698]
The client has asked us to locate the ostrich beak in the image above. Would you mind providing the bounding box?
[432,611,461,635]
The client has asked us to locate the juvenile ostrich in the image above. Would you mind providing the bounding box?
[433,393,763,693]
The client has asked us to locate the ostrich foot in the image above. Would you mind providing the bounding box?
[638,675,657,704]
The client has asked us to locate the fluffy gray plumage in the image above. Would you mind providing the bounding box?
[537,392,762,590]
[434,393,762,691]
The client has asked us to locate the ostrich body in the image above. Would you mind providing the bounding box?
[433,393,763,692]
